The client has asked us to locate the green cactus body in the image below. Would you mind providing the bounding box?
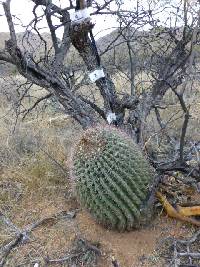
[71,126,155,231]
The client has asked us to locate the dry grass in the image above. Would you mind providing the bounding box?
[0,111,82,266]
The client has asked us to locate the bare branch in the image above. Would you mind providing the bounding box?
[170,230,200,266]
[171,85,190,163]
[21,93,52,119]
[46,253,81,264]
[0,49,15,64]
[2,0,17,44]
[45,7,59,54]
[31,0,73,14]
[80,96,106,120]
[0,210,78,266]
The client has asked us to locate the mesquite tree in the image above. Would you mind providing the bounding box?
[0,0,200,174]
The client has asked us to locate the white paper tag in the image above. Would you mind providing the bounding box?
[70,8,90,23]
[107,112,116,124]
[89,69,105,82]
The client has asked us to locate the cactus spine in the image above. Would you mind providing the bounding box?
[71,126,155,231]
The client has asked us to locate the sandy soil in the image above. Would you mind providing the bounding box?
[76,209,196,267]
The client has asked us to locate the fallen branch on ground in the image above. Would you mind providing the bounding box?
[0,209,78,266]
[45,237,101,266]
[171,230,200,267]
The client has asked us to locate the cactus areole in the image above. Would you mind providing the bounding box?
[71,126,155,231]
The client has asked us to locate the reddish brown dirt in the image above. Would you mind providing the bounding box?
[76,209,195,267]
[0,194,197,267]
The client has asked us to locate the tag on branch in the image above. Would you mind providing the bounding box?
[89,69,105,82]
[107,112,117,124]
[70,8,90,24]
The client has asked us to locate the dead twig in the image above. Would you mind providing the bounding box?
[45,237,101,266]
[78,238,101,255]
[0,210,78,266]
[39,147,69,175]
[45,253,81,264]
[112,257,121,267]
[171,230,200,267]
[0,234,23,267]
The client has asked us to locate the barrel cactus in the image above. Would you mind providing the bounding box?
[71,126,155,231]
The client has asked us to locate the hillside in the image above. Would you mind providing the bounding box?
[1,27,200,78]
[0,32,53,76]
[0,29,137,76]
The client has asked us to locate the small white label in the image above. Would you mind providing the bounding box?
[89,69,105,82]
[107,112,116,124]
[70,8,90,23]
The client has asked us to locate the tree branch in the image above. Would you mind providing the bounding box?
[0,210,78,267]
[2,0,17,44]
[80,96,106,120]
[171,85,190,163]
[21,93,53,119]
[45,7,59,54]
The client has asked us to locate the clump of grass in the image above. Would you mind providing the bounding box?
[0,113,81,263]
[66,238,101,267]
[0,96,82,220]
